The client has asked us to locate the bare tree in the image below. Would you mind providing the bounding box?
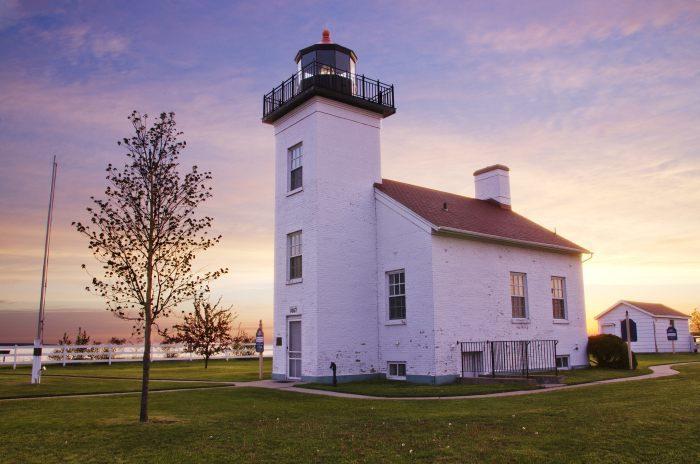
[162,295,235,368]
[74,111,226,422]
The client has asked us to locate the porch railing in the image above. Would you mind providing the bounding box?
[460,340,558,378]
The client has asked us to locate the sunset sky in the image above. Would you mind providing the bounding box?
[1,0,699,342]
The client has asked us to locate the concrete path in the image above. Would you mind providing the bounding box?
[1,362,695,402]
[235,362,696,400]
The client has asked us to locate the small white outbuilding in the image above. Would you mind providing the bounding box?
[595,301,694,353]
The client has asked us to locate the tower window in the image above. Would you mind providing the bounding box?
[510,272,528,319]
[287,231,302,281]
[288,144,303,192]
[551,276,567,319]
[387,270,406,320]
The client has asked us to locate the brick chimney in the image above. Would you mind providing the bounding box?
[474,164,511,208]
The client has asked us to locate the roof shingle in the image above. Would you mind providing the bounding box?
[622,301,690,318]
[375,179,589,254]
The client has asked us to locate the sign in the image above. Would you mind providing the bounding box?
[667,326,678,341]
[255,321,264,353]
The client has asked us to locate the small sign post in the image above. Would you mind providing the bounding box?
[667,326,678,354]
[255,320,264,380]
[625,310,633,370]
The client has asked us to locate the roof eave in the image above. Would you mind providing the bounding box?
[434,226,589,255]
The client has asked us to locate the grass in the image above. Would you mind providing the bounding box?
[1,364,699,463]
[0,375,218,399]
[299,378,540,397]
[0,357,271,382]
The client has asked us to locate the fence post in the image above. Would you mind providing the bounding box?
[13,344,17,370]
[108,344,113,366]
[490,341,495,377]
[62,345,67,367]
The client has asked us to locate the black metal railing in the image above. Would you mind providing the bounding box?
[460,340,558,378]
[263,61,395,118]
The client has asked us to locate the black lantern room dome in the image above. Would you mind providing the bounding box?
[295,29,357,75]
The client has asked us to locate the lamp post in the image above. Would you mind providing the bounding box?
[625,310,633,370]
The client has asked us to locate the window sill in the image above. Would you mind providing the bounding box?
[387,376,407,381]
[553,319,570,324]
[385,319,406,326]
[511,318,530,324]
[286,187,303,197]
[286,278,303,285]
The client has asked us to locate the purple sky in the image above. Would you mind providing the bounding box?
[1,0,699,342]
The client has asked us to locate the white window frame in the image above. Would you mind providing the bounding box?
[387,270,406,321]
[287,231,302,283]
[555,355,570,370]
[387,362,407,380]
[509,272,528,319]
[551,276,567,320]
[287,143,303,193]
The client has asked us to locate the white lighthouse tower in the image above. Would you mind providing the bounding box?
[263,30,395,382]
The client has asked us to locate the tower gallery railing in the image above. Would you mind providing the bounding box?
[263,61,395,118]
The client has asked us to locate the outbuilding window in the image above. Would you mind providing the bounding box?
[288,144,303,192]
[287,231,302,281]
[551,276,567,319]
[387,362,406,380]
[388,270,406,320]
[620,318,638,342]
[510,272,528,319]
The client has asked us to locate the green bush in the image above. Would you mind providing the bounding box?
[587,334,637,369]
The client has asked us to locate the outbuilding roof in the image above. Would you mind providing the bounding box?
[595,300,690,320]
[374,179,589,254]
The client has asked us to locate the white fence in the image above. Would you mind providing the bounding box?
[0,343,272,369]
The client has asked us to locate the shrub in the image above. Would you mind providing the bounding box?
[587,334,637,369]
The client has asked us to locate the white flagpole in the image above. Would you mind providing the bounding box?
[31,156,57,384]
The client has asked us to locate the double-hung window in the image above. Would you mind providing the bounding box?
[287,231,302,281]
[288,144,303,192]
[388,270,406,320]
[551,276,567,319]
[510,272,528,319]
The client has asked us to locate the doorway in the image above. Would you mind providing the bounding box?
[287,319,301,380]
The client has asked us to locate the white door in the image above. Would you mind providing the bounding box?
[287,319,302,380]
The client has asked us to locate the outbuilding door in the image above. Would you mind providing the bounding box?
[287,319,302,380]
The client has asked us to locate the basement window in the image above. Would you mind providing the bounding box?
[556,355,570,370]
[387,362,406,380]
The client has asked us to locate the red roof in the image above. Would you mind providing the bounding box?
[375,179,589,254]
[622,301,689,318]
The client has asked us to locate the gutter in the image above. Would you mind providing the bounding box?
[434,226,589,255]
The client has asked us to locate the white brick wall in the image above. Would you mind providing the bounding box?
[272,97,382,380]
[431,235,590,375]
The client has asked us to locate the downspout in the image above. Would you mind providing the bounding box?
[653,318,659,353]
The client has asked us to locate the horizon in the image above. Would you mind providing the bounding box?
[2,1,699,341]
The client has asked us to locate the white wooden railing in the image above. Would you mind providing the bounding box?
[0,343,272,369]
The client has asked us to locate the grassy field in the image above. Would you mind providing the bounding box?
[1,363,698,463]
[1,358,271,382]
[299,379,540,397]
[0,375,218,399]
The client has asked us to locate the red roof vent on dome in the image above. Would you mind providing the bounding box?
[320,28,332,44]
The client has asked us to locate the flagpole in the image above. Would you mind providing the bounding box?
[31,156,57,384]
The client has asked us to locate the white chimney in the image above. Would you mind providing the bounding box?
[474,164,511,208]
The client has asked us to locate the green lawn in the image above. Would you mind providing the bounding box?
[1,364,699,463]
[0,375,218,399]
[1,357,271,382]
[299,378,540,397]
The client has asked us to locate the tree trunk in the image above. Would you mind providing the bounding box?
[204,353,209,369]
[139,318,151,422]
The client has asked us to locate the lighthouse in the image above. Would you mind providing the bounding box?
[264,30,396,382]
